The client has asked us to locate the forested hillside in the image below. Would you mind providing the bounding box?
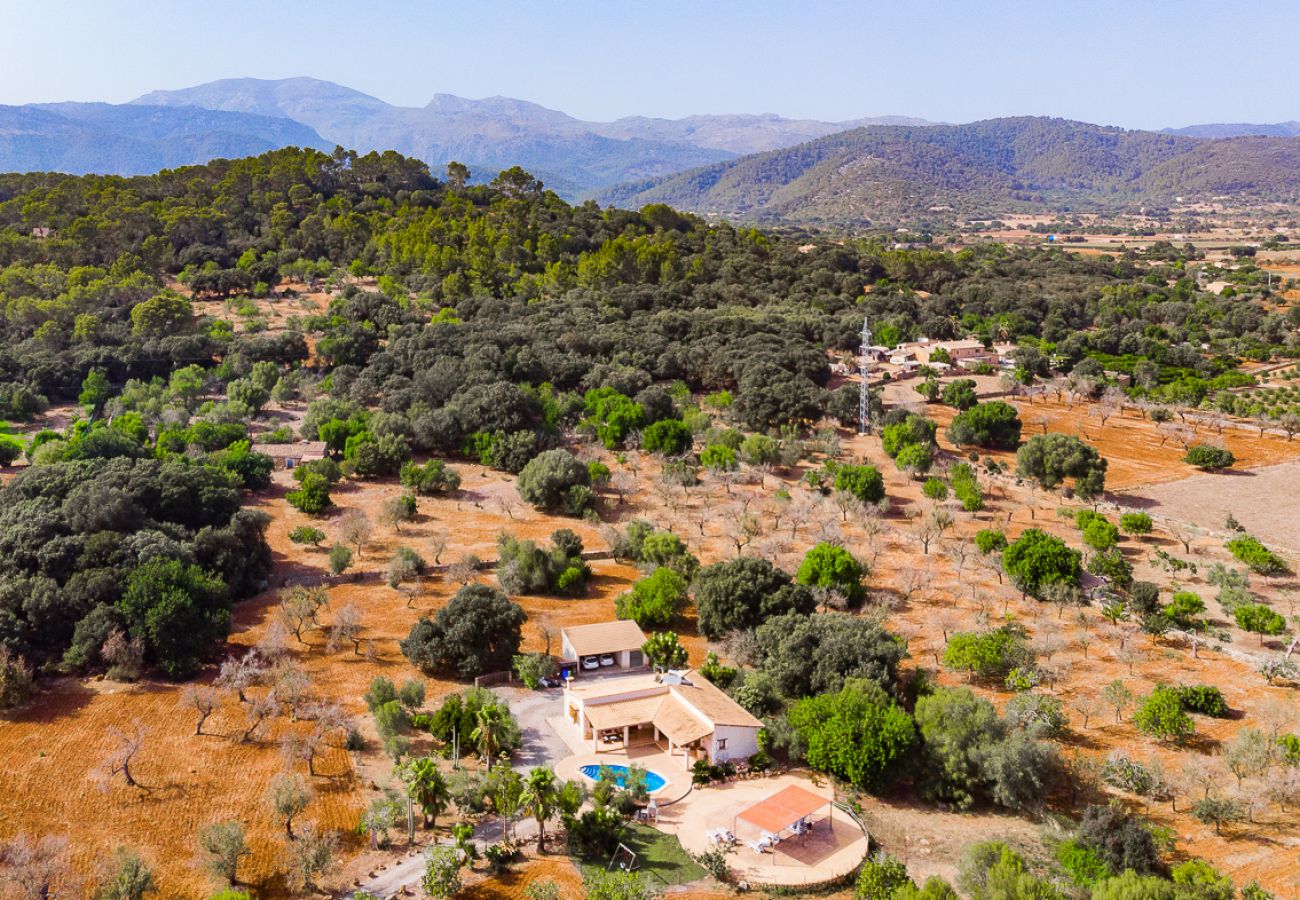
[2,146,1294,420]
[1,145,1295,424]
[603,117,1300,224]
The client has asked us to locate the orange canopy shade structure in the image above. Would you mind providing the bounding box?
[734,784,832,835]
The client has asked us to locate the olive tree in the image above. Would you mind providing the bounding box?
[516,449,591,512]
[196,822,251,887]
[1015,432,1107,498]
[1002,528,1081,599]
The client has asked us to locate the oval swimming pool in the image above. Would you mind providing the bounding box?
[579,764,667,793]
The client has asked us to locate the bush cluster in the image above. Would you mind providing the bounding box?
[1225,535,1288,575]
[1176,685,1228,717]
[496,530,590,596]
[947,400,1022,450]
[880,410,937,476]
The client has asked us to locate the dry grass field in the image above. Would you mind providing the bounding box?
[1127,461,1300,555]
[3,390,1300,896]
[923,396,1300,490]
[189,283,331,336]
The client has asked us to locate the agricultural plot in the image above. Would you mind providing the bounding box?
[189,282,331,337]
[1232,382,1300,420]
[1128,461,1300,555]
[926,396,1300,490]
[0,464,631,898]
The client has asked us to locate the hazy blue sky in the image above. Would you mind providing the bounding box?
[2,0,1295,128]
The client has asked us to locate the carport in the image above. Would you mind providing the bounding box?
[560,621,648,675]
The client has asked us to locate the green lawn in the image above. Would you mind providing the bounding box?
[579,823,706,887]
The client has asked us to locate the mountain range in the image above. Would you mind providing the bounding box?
[0,102,329,176]
[130,77,928,197]
[602,117,1300,225]
[1,76,1298,223]
[1161,121,1300,139]
[0,76,929,196]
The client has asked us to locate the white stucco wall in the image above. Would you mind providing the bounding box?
[708,724,759,763]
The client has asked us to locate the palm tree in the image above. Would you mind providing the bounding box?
[520,767,559,853]
[471,704,507,773]
[403,756,450,830]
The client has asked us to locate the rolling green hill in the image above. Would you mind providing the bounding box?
[601,117,1300,225]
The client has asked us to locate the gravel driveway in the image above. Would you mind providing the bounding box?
[496,683,570,771]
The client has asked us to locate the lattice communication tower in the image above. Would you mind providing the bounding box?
[859,316,872,434]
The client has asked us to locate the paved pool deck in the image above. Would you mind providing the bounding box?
[657,772,870,887]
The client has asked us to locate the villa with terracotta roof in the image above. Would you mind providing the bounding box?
[562,668,762,767]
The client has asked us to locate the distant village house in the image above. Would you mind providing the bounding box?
[256,441,327,470]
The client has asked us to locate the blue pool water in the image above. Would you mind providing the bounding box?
[579,764,667,793]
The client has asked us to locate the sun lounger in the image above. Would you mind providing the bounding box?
[747,838,771,854]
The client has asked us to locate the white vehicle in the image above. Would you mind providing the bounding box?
[599,653,616,667]
[581,655,601,671]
